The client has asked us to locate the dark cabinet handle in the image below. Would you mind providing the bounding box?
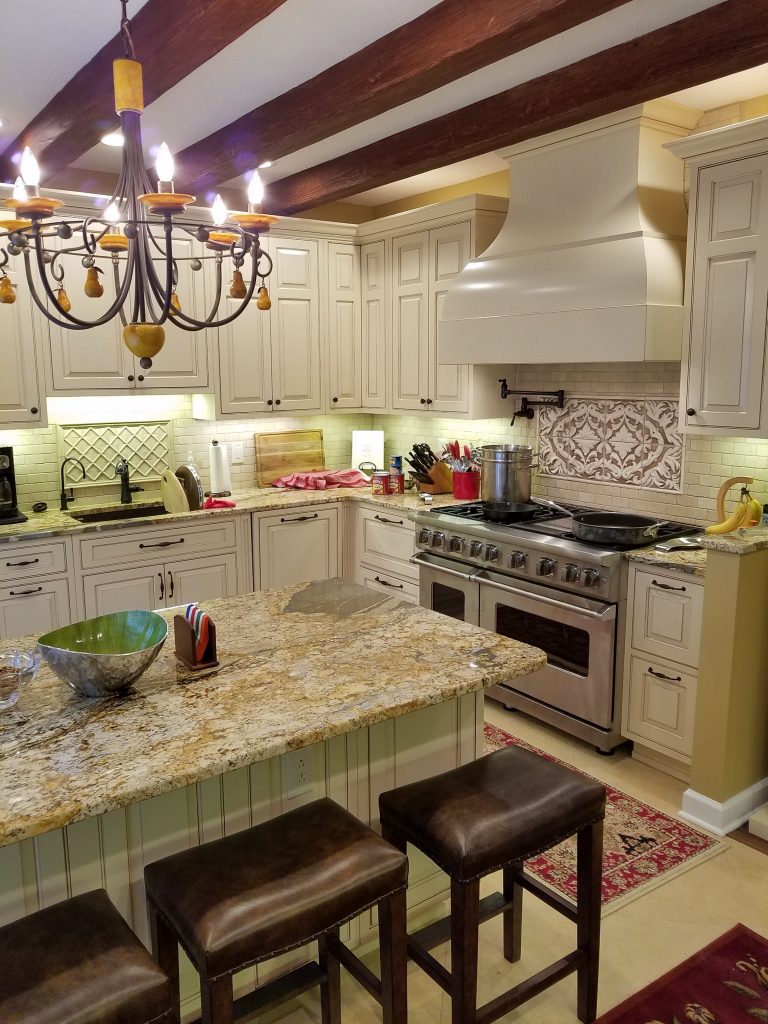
[374,576,404,589]
[158,572,164,601]
[10,586,43,596]
[275,399,281,406]
[267,399,273,406]
[426,398,433,405]
[167,571,174,599]
[375,514,404,525]
[686,408,696,416]
[651,579,686,592]
[280,513,319,523]
[139,538,185,549]
[30,407,39,415]
[128,375,135,382]
[332,397,339,403]
[420,398,426,405]
[6,558,40,568]
[647,666,682,683]
[137,374,145,382]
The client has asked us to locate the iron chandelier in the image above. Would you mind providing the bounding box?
[0,0,275,368]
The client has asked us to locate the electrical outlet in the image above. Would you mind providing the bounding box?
[284,749,313,800]
[231,441,244,464]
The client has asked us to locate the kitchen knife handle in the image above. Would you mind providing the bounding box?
[280,514,319,523]
[374,515,404,525]
[651,579,686,592]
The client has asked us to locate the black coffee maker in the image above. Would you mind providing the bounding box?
[0,447,27,525]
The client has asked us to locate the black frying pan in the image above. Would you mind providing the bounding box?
[481,501,542,524]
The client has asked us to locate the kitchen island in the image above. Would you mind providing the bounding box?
[0,579,545,1014]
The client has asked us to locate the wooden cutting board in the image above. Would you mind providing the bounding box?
[254,429,325,486]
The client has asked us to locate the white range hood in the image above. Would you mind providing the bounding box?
[440,100,700,364]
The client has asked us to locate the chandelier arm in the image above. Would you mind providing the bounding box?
[113,261,129,327]
[139,219,175,325]
[0,249,8,271]
[166,248,264,329]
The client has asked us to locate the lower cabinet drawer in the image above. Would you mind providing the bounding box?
[0,541,68,584]
[358,565,419,604]
[357,506,417,581]
[625,655,697,758]
[79,520,238,570]
[0,578,71,640]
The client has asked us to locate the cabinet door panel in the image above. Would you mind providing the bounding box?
[0,579,71,639]
[686,157,768,430]
[631,570,703,669]
[165,552,239,606]
[326,243,361,409]
[258,507,339,589]
[626,656,696,757]
[361,241,387,409]
[0,264,44,425]
[391,232,429,411]
[216,276,273,415]
[430,222,470,413]
[83,566,162,618]
[270,237,321,411]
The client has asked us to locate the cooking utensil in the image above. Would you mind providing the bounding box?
[479,444,537,505]
[570,512,670,546]
[481,501,543,524]
[160,468,190,514]
[654,536,706,552]
[531,497,574,517]
[254,429,325,487]
[175,464,203,511]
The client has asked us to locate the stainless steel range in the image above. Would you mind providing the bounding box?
[412,500,699,753]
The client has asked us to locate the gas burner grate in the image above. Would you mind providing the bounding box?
[433,500,592,524]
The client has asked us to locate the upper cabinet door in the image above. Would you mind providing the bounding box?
[361,241,387,409]
[685,155,768,431]
[47,242,134,391]
[429,221,470,414]
[139,233,209,390]
[0,263,44,426]
[269,237,321,412]
[326,242,362,410]
[217,259,274,415]
[391,231,430,411]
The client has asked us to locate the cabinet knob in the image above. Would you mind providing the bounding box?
[426,398,433,405]
[332,396,338,403]
[275,398,281,406]
[267,399,273,406]
[420,398,426,405]
[686,407,696,416]
[128,375,135,383]
[137,374,145,382]
[30,406,38,415]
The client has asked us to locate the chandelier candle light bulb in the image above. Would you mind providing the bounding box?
[155,142,175,194]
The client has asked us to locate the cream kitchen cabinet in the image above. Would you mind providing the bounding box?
[668,118,768,435]
[46,231,210,393]
[360,240,387,408]
[0,261,46,428]
[622,563,704,774]
[325,242,362,410]
[217,236,321,415]
[255,505,340,589]
[0,538,73,639]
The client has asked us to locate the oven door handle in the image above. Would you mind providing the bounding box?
[410,551,480,582]
[474,570,616,621]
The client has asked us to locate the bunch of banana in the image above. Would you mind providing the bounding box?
[705,487,763,534]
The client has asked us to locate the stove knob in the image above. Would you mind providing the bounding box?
[448,535,464,554]
[431,531,445,550]
[469,540,484,558]
[563,563,582,584]
[582,569,602,588]
[536,557,557,577]
[417,528,432,545]
[509,551,527,570]
[484,544,500,563]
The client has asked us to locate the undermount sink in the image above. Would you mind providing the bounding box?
[67,504,168,524]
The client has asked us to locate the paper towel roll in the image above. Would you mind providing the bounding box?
[209,440,232,496]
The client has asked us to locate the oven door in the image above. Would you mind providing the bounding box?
[476,569,616,728]
[413,551,480,625]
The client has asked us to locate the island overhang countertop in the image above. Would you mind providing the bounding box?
[0,579,545,848]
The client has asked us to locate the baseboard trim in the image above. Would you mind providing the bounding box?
[680,777,768,836]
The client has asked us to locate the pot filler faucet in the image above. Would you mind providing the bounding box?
[59,458,86,511]
[115,458,143,504]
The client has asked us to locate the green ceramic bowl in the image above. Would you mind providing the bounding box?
[38,611,168,698]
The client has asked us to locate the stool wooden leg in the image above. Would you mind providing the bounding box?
[379,887,408,1024]
[576,820,603,1024]
[319,926,342,1024]
[147,900,180,1024]
[200,973,234,1024]
[450,878,480,1024]
[502,865,523,964]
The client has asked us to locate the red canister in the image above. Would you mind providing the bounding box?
[372,472,391,495]
[452,470,481,500]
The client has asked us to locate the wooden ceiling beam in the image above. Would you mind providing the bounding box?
[266,0,768,214]
[0,0,289,183]
[175,0,631,191]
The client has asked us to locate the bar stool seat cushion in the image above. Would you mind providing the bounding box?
[0,889,172,1024]
[379,744,606,881]
[145,797,408,979]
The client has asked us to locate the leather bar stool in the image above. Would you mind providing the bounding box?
[144,796,409,1024]
[379,744,607,1024]
[0,888,173,1024]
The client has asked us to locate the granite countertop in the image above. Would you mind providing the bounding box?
[623,547,707,577]
[698,527,768,555]
[0,487,457,544]
[0,580,545,847]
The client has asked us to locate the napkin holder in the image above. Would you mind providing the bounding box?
[174,614,218,671]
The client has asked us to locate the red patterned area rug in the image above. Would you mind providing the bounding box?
[483,723,724,914]
[596,923,768,1023]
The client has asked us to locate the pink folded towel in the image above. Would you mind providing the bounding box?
[203,497,237,509]
[272,469,371,489]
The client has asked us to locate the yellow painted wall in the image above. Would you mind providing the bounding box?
[690,549,768,803]
[370,170,510,219]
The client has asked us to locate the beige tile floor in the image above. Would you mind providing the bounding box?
[255,701,768,1023]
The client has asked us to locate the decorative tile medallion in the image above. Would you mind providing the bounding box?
[538,398,682,491]
[58,421,173,488]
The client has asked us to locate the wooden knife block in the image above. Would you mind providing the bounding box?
[416,462,453,494]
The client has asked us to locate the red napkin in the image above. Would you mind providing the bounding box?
[203,497,237,509]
